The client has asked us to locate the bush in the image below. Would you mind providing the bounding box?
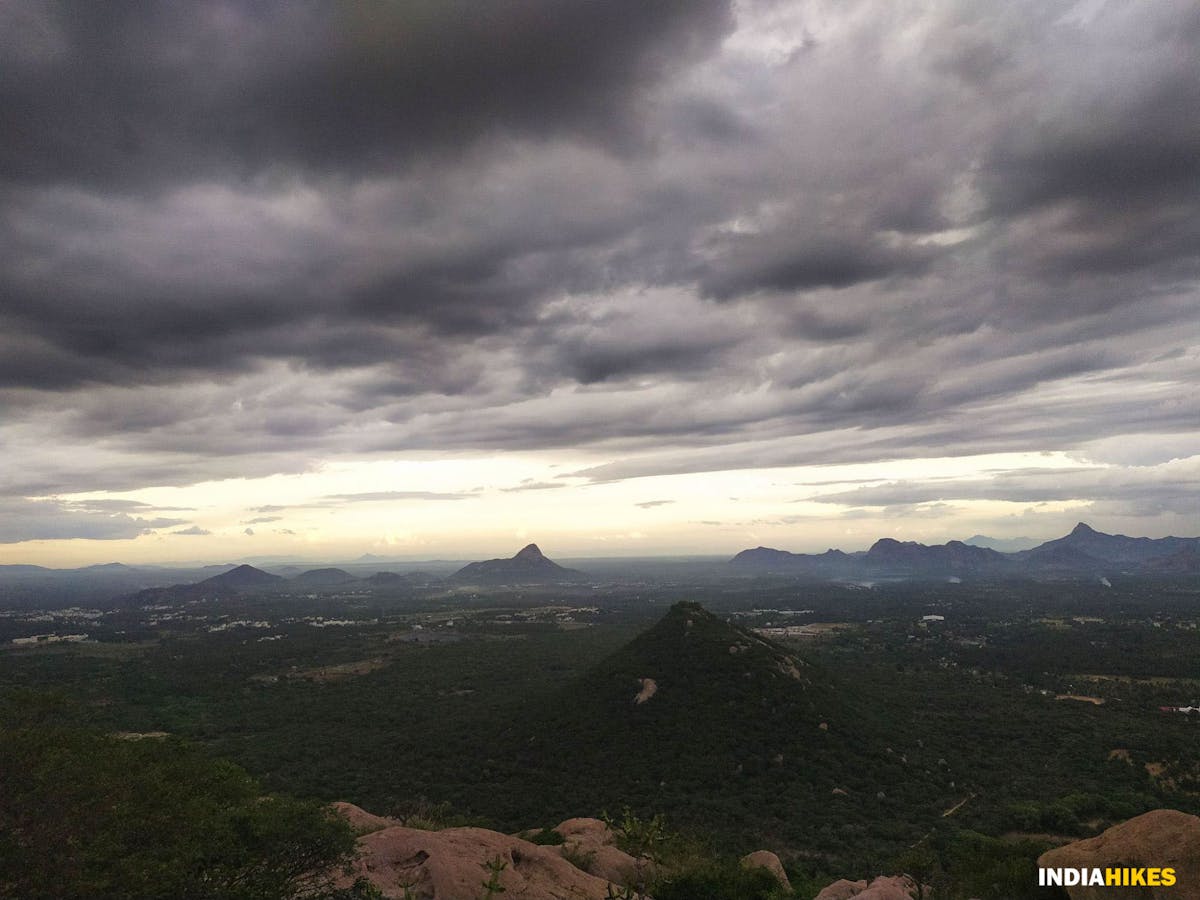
[0,725,357,899]
[651,861,789,900]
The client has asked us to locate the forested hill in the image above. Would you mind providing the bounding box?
[470,602,885,844]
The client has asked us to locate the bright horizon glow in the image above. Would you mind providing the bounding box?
[3,450,1174,568]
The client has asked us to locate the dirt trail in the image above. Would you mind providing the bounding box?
[942,793,975,817]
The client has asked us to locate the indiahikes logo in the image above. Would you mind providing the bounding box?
[1039,867,1177,888]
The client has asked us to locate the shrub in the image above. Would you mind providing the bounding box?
[0,725,357,900]
[651,861,789,900]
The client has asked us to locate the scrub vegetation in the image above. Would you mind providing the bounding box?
[2,573,1197,897]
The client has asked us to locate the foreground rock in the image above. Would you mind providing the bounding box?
[741,850,791,891]
[815,875,920,899]
[331,800,400,836]
[1038,808,1200,900]
[333,805,617,899]
[552,817,650,887]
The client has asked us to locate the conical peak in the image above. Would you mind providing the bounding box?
[608,602,817,695]
[656,602,754,643]
[665,600,713,620]
[1071,522,1097,535]
[514,543,545,560]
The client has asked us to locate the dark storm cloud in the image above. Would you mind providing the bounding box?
[976,3,1200,281]
[0,0,734,186]
[533,295,744,385]
[0,0,1198,533]
[567,370,1200,484]
[985,19,1200,218]
[699,233,936,299]
[0,0,733,395]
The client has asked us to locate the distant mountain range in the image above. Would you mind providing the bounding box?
[730,522,1200,579]
[0,544,584,609]
[122,545,583,604]
[1,526,1195,610]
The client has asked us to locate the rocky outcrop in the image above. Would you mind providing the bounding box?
[339,826,617,899]
[740,850,791,891]
[816,880,870,900]
[633,677,658,705]
[331,800,400,836]
[1038,808,1200,900]
[553,817,651,887]
[815,875,920,899]
[858,877,921,900]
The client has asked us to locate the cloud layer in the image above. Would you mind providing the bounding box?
[1,0,1197,545]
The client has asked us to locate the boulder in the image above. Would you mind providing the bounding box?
[1038,808,1200,900]
[332,801,401,836]
[815,875,919,899]
[815,879,869,900]
[554,817,654,887]
[741,850,791,890]
[337,824,618,899]
[857,876,921,899]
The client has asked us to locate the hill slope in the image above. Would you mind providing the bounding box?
[129,564,282,604]
[485,603,880,845]
[450,544,584,583]
[192,564,282,594]
[1016,521,1200,567]
[290,567,357,587]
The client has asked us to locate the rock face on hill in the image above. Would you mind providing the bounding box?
[332,804,619,899]
[450,544,584,584]
[1038,809,1200,900]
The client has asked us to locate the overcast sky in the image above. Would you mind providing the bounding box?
[1,0,1198,565]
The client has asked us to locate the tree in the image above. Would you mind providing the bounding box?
[0,725,357,899]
